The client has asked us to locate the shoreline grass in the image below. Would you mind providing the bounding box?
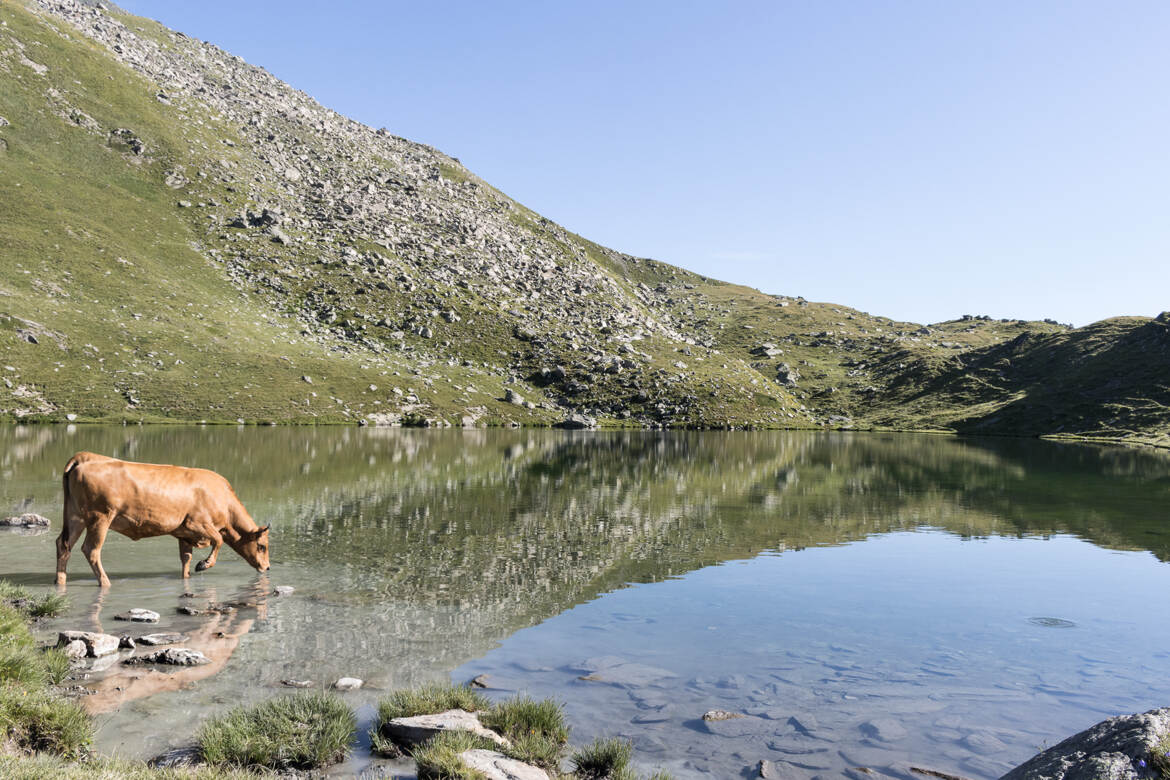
[197,692,355,771]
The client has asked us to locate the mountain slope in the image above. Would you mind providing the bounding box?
[0,0,1166,447]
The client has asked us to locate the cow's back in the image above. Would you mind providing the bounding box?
[65,453,241,535]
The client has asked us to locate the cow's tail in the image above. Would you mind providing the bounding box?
[60,452,94,541]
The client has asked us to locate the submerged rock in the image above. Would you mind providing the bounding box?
[124,648,210,666]
[458,748,549,780]
[136,633,188,646]
[57,630,119,658]
[382,709,509,749]
[703,710,745,722]
[272,585,295,596]
[1001,706,1170,780]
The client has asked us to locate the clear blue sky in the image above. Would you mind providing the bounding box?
[119,1,1170,326]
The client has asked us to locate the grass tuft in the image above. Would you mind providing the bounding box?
[571,737,634,779]
[197,693,355,770]
[479,695,569,770]
[0,583,67,620]
[376,681,490,723]
[0,684,92,758]
[0,752,260,778]
[1152,732,1170,779]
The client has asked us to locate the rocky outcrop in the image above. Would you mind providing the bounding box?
[57,630,119,658]
[1001,707,1169,780]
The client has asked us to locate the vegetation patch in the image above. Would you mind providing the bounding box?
[0,582,68,620]
[197,693,355,771]
[479,695,569,770]
[0,753,258,778]
[1152,732,1170,778]
[376,681,490,722]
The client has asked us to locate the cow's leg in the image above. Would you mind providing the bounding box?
[55,517,86,587]
[195,527,224,572]
[179,539,194,579]
[81,520,112,588]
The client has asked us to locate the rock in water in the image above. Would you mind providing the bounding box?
[136,633,188,646]
[382,709,510,749]
[0,513,50,527]
[114,608,160,622]
[272,585,295,596]
[123,648,210,666]
[1001,706,1170,780]
[332,677,362,691]
[57,630,120,658]
[703,710,745,722]
[62,639,87,659]
[457,749,549,780]
[281,679,313,688]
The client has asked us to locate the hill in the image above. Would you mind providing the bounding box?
[1,0,1166,447]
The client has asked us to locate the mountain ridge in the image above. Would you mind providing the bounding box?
[1,0,1167,448]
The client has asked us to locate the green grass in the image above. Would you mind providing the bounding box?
[0,686,91,759]
[1152,732,1170,779]
[0,604,72,690]
[0,582,68,620]
[479,695,569,769]
[196,693,355,771]
[0,753,259,778]
[571,737,634,779]
[376,681,490,722]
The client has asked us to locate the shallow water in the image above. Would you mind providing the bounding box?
[1,426,1168,778]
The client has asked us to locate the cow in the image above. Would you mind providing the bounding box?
[57,452,270,588]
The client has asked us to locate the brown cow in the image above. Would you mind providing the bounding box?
[57,452,270,588]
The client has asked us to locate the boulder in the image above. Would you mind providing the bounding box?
[504,388,525,406]
[0,513,50,527]
[114,608,160,623]
[332,677,363,691]
[554,413,596,430]
[123,648,210,666]
[57,630,120,658]
[381,709,509,749]
[1001,707,1170,780]
[457,749,549,780]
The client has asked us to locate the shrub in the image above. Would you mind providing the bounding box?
[480,695,569,770]
[197,693,355,770]
[571,737,634,779]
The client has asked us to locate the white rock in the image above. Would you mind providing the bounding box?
[382,709,509,748]
[114,608,160,622]
[62,639,87,659]
[332,677,363,691]
[57,630,120,658]
[458,749,549,780]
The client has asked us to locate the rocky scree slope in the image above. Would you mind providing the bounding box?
[0,0,1166,445]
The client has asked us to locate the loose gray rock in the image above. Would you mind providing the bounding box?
[118,635,136,650]
[1001,706,1170,780]
[332,677,363,691]
[555,413,596,430]
[124,648,210,666]
[114,608,160,623]
[136,633,188,646]
[703,710,745,722]
[457,749,549,780]
[62,639,87,659]
[504,388,525,406]
[57,630,120,658]
[0,513,50,527]
[381,709,510,749]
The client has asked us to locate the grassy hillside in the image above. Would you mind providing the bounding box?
[0,0,1165,446]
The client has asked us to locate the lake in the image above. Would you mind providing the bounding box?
[1,425,1168,778]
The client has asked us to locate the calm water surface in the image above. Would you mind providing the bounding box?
[1,426,1168,778]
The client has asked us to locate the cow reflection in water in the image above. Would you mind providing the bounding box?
[79,587,266,715]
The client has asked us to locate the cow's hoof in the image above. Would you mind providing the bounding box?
[195,560,212,572]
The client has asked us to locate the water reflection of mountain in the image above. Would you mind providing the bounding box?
[4,427,1168,604]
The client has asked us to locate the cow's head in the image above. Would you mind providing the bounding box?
[237,525,271,572]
